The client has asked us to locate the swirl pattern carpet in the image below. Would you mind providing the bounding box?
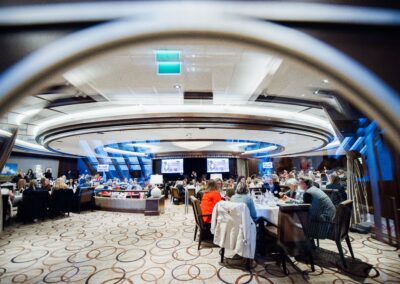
[0,202,399,283]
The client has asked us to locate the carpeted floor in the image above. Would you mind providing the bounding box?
[0,202,399,283]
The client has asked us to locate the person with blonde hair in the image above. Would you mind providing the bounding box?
[200,180,222,223]
[53,178,68,190]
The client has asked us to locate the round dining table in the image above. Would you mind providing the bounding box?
[255,203,280,226]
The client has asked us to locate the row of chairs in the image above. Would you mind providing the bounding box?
[191,196,355,273]
[18,189,73,222]
[171,187,196,204]
[17,187,94,223]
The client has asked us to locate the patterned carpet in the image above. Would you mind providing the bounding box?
[0,201,399,283]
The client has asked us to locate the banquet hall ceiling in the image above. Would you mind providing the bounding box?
[1,38,353,158]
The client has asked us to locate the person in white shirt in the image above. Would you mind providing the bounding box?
[279,178,304,203]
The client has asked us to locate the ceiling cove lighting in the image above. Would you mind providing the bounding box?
[103,147,147,156]
[33,105,335,137]
[242,145,277,155]
[172,141,213,150]
[126,143,158,149]
[15,109,42,125]
[0,129,49,152]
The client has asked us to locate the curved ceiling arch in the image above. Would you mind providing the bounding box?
[0,6,398,153]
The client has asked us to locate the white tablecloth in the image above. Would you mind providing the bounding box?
[255,204,279,226]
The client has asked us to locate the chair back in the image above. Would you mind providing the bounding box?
[80,188,93,203]
[50,189,73,215]
[277,204,311,244]
[171,187,180,199]
[211,201,256,259]
[333,200,353,241]
[190,196,206,230]
[20,190,50,221]
[187,188,195,199]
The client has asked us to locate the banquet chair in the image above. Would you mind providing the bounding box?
[265,204,314,274]
[171,187,184,204]
[187,188,196,200]
[324,200,355,268]
[211,201,256,270]
[50,189,73,217]
[190,196,213,250]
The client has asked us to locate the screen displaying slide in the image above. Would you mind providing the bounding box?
[161,159,184,174]
[207,158,229,173]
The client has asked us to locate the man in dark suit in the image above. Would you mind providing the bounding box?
[300,176,336,239]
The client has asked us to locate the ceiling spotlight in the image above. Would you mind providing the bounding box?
[174,84,181,89]
[322,79,329,84]
[301,94,305,97]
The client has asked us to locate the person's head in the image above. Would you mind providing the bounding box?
[46,169,51,173]
[54,178,66,190]
[27,169,33,174]
[285,178,298,190]
[235,182,248,195]
[272,174,279,183]
[29,180,37,190]
[299,177,313,190]
[17,179,26,190]
[329,173,340,184]
[206,180,218,192]
[215,178,223,189]
[41,177,49,187]
[237,176,246,183]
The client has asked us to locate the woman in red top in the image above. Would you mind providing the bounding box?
[200,180,222,223]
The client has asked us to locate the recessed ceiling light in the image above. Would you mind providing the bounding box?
[301,94,305,97]
[323,79,329,84]
[174,84,181,89]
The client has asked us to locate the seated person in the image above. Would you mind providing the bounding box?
[17,178,27,193]
[40,178,52,191]
[200,180,222,223]
[27,180,38,190]
[279,178,304,202]
[230,181,257,220]
[215,178,223,193]
[176,184,185,198]
[326,173,347,206]
[299,176,336,239]
[145,182,153,198]
[270,174,281,197]
[308,172,321,188]
[52,178,68,191]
